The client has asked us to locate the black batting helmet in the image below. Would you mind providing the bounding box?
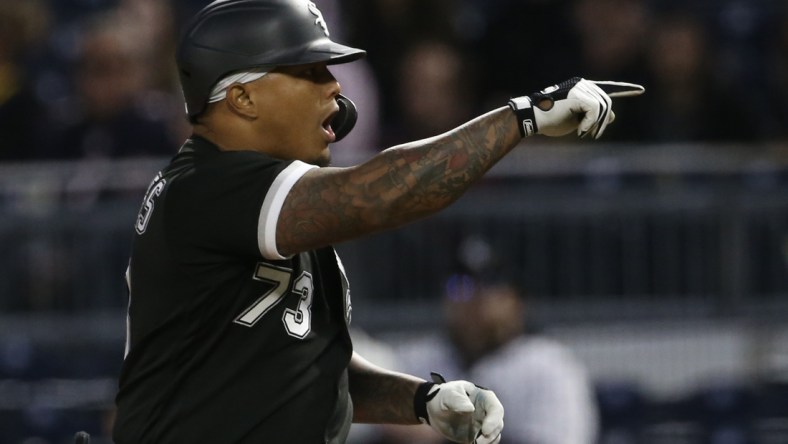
[176,0,366,118]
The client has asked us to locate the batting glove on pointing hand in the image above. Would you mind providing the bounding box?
[509,77,645,139]
[415,373,504,444]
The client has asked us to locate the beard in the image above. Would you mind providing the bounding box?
[317,153,331,168]
[312,148,331,167]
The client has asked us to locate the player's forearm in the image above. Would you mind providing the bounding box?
[365,106,521,219]
[347,352,425,424]
[277,107,520,255]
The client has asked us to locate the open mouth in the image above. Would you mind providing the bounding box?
[322,111,337,140]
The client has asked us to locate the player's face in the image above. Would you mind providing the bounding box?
[249,62,341,166]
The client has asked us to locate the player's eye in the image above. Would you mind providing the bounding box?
[293,64,332,83]
[299,66,317,78]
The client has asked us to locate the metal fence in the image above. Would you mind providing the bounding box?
[0,144,786,322]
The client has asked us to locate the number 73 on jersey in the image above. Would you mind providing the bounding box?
[234,262,314,339]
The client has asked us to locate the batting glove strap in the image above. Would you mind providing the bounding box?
[509,77,583,138]
[414,381,437,424]
[508,96,538,138]
[414,372,447,424]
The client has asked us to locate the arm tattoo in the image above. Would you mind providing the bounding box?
[278,107,521,255]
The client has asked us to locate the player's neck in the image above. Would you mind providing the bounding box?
[192,119,263,153]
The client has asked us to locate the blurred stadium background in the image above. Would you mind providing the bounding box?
[0,0,786,443]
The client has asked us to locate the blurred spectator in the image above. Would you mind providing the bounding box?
[116,0,182,94]
[2,0,785,157]
[638,10,756,143]
[0,0,53,161]
[343,0,460,126]
[568,0,652,142]
[571,0,650,82]
[382,40,479,146]
[393,237,599,444]
[48,10,181,160]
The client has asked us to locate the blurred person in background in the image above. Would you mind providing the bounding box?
[342,0,459,132]
[48,10,180,160]
[568,0,651,142]
[116,0,182,94]
[570,0,650,82]
[639,9,756,143]
[0,0,52,161]
[394,237,599,444]
[382,40,478,146]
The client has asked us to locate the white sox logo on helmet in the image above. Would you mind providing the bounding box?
[306,1,329,36]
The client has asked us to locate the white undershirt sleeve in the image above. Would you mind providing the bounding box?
[257,160,317,260]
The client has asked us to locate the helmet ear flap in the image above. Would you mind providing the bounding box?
[332,94,357,142]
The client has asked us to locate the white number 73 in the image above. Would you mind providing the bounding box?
[234,263,313,339]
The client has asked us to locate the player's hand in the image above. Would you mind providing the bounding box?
[509,77,645,139]
[415,373,504,444]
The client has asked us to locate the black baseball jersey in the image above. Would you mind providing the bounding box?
[113,136,354,444]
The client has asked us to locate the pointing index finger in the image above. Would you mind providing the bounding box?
[592,81,646,98]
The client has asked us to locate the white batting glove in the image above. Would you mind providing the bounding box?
[509,77,645,139]
[414,373,504,444]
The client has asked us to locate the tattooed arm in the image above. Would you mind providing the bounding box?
[277,106,521,256]
[348,351,424,424]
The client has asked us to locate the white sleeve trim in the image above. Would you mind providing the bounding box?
[257,160,317,260]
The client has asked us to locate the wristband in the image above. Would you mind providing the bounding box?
[414,372,447,424]
[508,96,538,138]
[414,381,436,424]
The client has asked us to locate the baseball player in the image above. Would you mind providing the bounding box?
[112,0,643,443]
